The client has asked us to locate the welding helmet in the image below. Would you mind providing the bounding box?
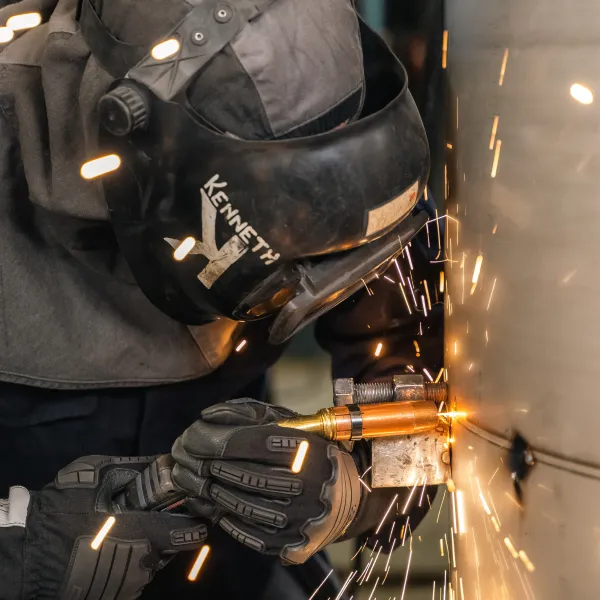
[78,0,430,343]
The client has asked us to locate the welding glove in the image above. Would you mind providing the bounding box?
[0,455,207,600]
[171,399,367,565]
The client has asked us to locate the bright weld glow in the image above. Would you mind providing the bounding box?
[173,236,196,261]
[375,493,398,534]
[439,411,467,420]
[235,339,247,352]
[424,280,432,310]
[446,478,457,493]
[487,278,497,310]
[423,368,433,382]
[407,365,415,373]
[308,569,333,600]
[405,247,414,270]
[359,477,372,492]
[402,479,419,514]
[471,254,483,294]
[434,367,444,383]
[504,537,519,559]
[188,545,211,581]
[519,550,536,572]
[399,282,412,315]
[442,30,448,69]
[6,12,42,30]
[291,440,309,473]
[491,516,501,532]
[570,83,594,104]
[489,115,500,150]
[81,154,121,180]
[421,294,429,317]
[0,27,14,42]
[91,516,116,550]
[456,491,467,534]
[491,139,502,178]
[439,271,445,293]
[400,549,413,600]
[498,49,509,85]
[374,342,383,357]
[151,38,180,60]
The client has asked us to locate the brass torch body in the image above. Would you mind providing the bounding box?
[277,401,439,441]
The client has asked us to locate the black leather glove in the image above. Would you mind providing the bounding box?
[0,455,207,600]
[171,399,363,565]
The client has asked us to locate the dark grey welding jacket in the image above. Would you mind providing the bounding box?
[0,0,364,388]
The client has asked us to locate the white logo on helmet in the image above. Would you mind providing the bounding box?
[164,174,280,288]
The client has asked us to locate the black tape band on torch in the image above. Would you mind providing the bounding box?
[347,404,363,441]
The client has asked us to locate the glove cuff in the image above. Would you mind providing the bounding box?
[0,487,29,600]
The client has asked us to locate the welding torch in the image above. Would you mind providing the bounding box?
[115,376,448,512]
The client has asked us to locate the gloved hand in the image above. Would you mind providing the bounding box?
[0,455,207,600]
[170,399,363,565]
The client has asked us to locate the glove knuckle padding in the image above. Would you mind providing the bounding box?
[281,446,361,565]
[171,464,209,497]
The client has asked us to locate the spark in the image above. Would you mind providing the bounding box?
[424,187,429,201]
[461,253,466,304]
[419,479,428,506]
[456,490,467,534]
[399,282,413,315]
[366,547,382,582]
[446,143,453,149]
[388,521,396,542]
[518,550,535,572]
[445,164,449,199]
[404,247,414,270]
[492,223,498,234]
[151,38,181,60]
[351,541,368,561]
[399,549,413,600]
[434,368,444,383]
[291,440,310,473]
[362,465,373,477]
[6,12,42,30]
[335,571,357,600]
[460,578,465,600]
[488,467,500,486]
[357,559,373,585]
[235,339,247,352]
[401,517,410,546]
[491,139,502,178]
[374,342,383,357]
[91,516,116,550]
[173,237,196,260]
[433,581,436,600]
[426,222,431,247]
[367,576,380,600]
[504,537,519,559]
[435,209,442,259]
[504,491,524,511]
[491,516,501,532]
[423,368,434,382]
[498,49,509,86]
[383,565,391,585]
[488,492,502,526]
[0,27,14,43]
[407,277,419,309]
[471,254,483,294]
[359,478,372,492]
[419,322,423,336]
[442,30,448,69]
[309,569,334,600]
[440,271,445,293]
[485,330,489,345]
[440,538,445,557]
[376,494,399,534]
[451,527,457,567]
[451,489,458,533]
[443,570,447,600]
[384,539,397,573]
[489,115,500,150]
[80,154,121,180]
[187,545,211,581]
[487,278,497,310]
[384,275,395,284]
[362,279,374,296]
[413,340,420,355]
[454,340,458,356]
[406,365,415,373]
[394,259,406,285]
[468,363,473,371]
[402,480,419,514]
[437,489,447,523]
[570,82,594,105]
[456,96,459,130]
[424,280,433,310]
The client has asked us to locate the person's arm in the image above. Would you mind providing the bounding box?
[0,456,207,600]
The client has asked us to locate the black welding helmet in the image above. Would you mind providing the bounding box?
[78,0,430,343]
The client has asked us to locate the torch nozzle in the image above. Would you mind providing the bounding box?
[277,400,440,441]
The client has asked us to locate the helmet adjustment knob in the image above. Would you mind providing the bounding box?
[98,85,148,136]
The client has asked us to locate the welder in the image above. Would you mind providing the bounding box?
[0,0,442,598]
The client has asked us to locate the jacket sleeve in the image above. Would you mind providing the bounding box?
[315,204,445,551]
[0,488,26,600]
